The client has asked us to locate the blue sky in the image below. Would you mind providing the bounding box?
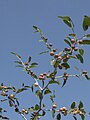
[0,0,90,120]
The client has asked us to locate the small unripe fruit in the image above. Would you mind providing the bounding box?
[65,48,71,51]
[54,54,59,58]
[25,110,28,114]
[58,64,62,69]
[78,40,83,44]
[34,82,38,87]
[50,51,54,56]
[53,49,57,52]
[52,103,57,108]
[71,39,75,44]
[74,47,78,51]
[82,70,87,75]
[22,108,26,113]
[43,72,47,76]
[10,94,15,99]
[39,76,45,80]
[24,62,29,66]
[57,56,62,61]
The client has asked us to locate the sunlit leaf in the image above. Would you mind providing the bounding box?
[79,48,84,56]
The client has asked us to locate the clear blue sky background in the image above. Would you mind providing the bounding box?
[0,0,90,120]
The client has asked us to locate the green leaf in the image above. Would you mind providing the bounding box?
[73,116,77,120]
[39,50,49,55]
[76,54,84,63]
[44,88,52,95]
[79,40,90,45]
[35,104,40,110]
[36,90,43,100]
[56,113,61,120]
[62,79,67,87]
[58,16,74,28]
[33,25,42,35]
[61,62,70,69]
[85,74,90,80]
[78,101,83,110]
[52,109,55,118]
[85,34,90,37]
[14,61,22,64]
[64,39,71,46]
[49,80,60,85]
[79,48,84,56]
[11,52,21,58]
[16,65,23,68]
[29,63,38,68]
[16,88,28,94]
[69,34,76,37]
[71,102,76,109]
[80,114,85,120]
[83,16,90,31]
[28,56,31,63]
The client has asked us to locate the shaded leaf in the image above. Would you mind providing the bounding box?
[16,88,28,94]
[64,39,71,46]
[85,74,90,80]
[78,101,83,110]
[29,63,38,68]
[83,16,90,31]
[33,25,42,35]
[79,40,90,45]
[44,89,52,95]
[76,54,84,63]
[58,16,74,28]
[71,102,76,109]
[52,109,55,118]
[62,80,67,87]
[49,80,60,85]
[80,114,85,120]
[14,61,22,64]
[35,104,40,110]
[56,113,61,120]
[85,34,90,37]
[61,62,70,69]
[69,33,76,37]
[11,52,21,58]
[39,50,49,55]
[73,116,77,120]
[28,56,31,63]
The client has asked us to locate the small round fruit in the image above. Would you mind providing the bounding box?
[43,72,47,76]
[34,82,38,87]
[54,54,59,58]
[10,94,15,99]
[52,103,57,108]
[22,108,26,113]
[71,39,75,44]
[50,51,54,56]
[39,76,45,80]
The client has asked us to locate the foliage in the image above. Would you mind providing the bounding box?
[0,15,90,120]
